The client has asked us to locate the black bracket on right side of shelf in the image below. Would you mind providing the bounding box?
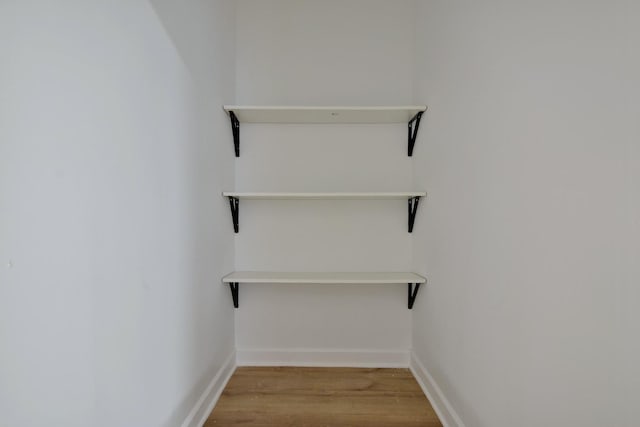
[229,282,239,308]
[228,197,239,233]
[408,196,421,233]
[408,282,422,309]
[229,111,240,157]
[408,111,424,157]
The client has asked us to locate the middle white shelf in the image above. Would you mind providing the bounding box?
[223,271,426,284]
[222,191,426,233]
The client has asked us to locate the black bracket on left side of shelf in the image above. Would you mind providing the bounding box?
[228,197,239,233]
[229,111,240,157]
[408,283,421,309]
[408,196,421,233]
[229,282,239,308]
[408,111,424,157]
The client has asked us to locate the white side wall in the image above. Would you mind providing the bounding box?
[234,0,417,364]
[412,1,640,426]
[0,1,235,426]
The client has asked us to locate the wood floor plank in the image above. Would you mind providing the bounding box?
[205,367,442,427]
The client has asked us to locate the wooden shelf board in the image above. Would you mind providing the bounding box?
[223,105,427,124]
[222,271,426,284]
[222,192,426,200]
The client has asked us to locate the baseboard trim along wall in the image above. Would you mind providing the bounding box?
[180,351,237,427]
[236,348,410,368]
[409,351,465,427]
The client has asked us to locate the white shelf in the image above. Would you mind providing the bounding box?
[223,192,425,233]
[222,104,428,309]
[222,271,426,284]
[222,192,426,200]
[223,105,427,124]
[222,272,426,309]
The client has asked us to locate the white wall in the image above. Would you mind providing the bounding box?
[235,0,415,106]
[0,1,235,426]
[234,0,418,364]
[412,1,640,426]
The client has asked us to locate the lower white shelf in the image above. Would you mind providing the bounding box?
[222,271,426,309]
[222,192,426,199]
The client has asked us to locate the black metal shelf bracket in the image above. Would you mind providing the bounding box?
[229,111,240,157]
[228,196,239,233]
[229,282,239,308]
[408,196,421,233]
[408,283,421,309]
[408,111,424,157]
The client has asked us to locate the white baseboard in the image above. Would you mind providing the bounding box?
[237,348,409,368]
[409,351,465,427]
[180,350,236,427]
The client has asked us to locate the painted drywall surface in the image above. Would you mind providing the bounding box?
[412,1,640,426]
[0,1,235,426]
[234,0,417,356]
[235,0,415,105]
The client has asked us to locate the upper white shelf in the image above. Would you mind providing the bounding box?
[223,271,426,284]
[223,105,427,124]
[222,192,426,200]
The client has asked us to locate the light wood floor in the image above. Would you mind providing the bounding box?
[205,367,443,427]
